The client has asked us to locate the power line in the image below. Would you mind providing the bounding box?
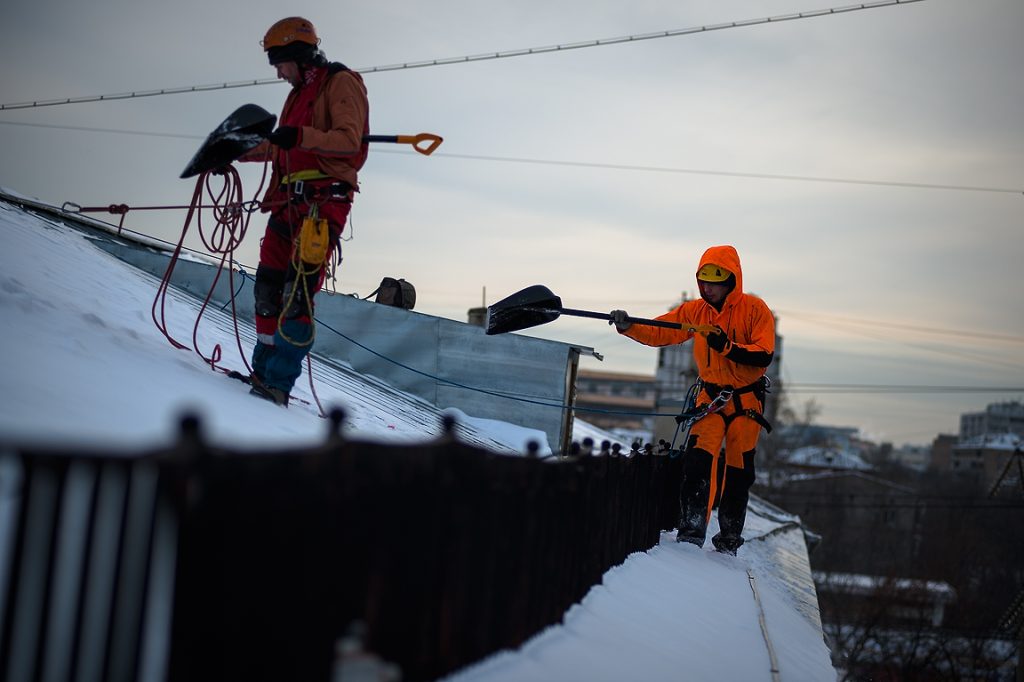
[0,0,926,112]
[782,313,1024,372]
[0,120,203,141]
[783,383,1024,394]
[4,119,1019,197]
[778,309,1024,344]
[412,150,1023,196]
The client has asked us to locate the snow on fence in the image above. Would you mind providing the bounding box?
[0,413,682,682]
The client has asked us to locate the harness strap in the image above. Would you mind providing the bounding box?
[283,178,353,204]
[704,376,773,433]
[704,376,768,400]
[722,408,774,433]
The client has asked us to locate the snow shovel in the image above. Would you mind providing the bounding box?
[181,106,443,178]
[484,285,719,336]
[180,104,278,178]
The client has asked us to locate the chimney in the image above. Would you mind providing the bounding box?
[468,286,487,327]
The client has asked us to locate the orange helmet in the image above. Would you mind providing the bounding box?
[262,17,319,50]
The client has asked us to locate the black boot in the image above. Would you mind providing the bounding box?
[250,383,289,406]
[711,533,741,556]
[676,448,714,546]
[713,451,756,555]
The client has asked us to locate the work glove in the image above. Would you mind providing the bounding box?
[705,325,731,353]
[267,126,300,150]
[608,310,632,332]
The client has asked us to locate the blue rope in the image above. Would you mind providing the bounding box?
[219,261,247,311]
[311,315,684,418]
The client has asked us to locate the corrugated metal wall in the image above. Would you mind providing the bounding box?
[92,236,592,453]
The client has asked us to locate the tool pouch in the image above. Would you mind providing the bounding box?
[299,215,330,266]
[373,277,416,310]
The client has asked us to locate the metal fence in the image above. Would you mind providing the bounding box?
[0,413,682,681]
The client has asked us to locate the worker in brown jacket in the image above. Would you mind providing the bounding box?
[610,245,775,554]
[239,17,369,405]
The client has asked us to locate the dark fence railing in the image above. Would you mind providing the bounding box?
[0,413,682,682]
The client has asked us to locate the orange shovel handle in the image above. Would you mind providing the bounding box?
[364,133,443,156]
[396,133,443,156]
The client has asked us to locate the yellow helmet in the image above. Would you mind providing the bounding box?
[697,264,732,283]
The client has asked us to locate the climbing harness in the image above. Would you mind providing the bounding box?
[703,377,774,434]
[275,169,340,350]
[667,380,732,455]
[667,376,773,455]
[282,169,353,205]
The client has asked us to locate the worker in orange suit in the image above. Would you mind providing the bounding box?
[609,245,775,555]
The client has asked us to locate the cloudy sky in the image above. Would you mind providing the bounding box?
[1,0,1021,444]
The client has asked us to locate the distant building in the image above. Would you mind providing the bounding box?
[574,369,656,433]
[815,571,956,628]
[889,444,931,471]
[766,471,919,575]
[928,433,957,473]
[949,432,1023,494]
[776,424,861,450]
[959,400,1024,441]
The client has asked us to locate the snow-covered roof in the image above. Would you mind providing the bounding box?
[956,432,1022,451]
[785,444,873,471]
[814,571,956,602]
[0,193,834,680]
[781,469,916,495]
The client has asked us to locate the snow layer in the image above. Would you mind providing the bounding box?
[0,198,836,680]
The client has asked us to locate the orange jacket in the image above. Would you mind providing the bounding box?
[241,63,369,199]
[621,245,775,388]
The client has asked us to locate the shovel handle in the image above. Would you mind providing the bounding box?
[540,307,718,333]
[363,132,443,156]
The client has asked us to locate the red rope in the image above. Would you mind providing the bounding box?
[139,150,329,416]
[151,153,272,374]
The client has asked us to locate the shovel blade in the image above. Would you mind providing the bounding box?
[485,285,563,335]
[180,104,277,178]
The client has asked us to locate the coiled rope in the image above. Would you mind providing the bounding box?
[149,154,288,396]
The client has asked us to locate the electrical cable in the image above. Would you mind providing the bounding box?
[4,120,1019,196]
[784,384,1024,394]
[778,309,1024,344]
[303,299,1021,414]
[403,149,1024,196]
[747,569,782,682]
[0,0,927,112]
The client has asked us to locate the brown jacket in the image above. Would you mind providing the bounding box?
[621,245,775,388]
[242,64,369,202]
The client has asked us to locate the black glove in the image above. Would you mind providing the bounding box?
[706,325,730,352]
[267,126,300,150]
[609,310,632,332]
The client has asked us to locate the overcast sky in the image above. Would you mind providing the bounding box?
[1,0,1021,444]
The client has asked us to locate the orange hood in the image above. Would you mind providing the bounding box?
[697,245,743,308]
